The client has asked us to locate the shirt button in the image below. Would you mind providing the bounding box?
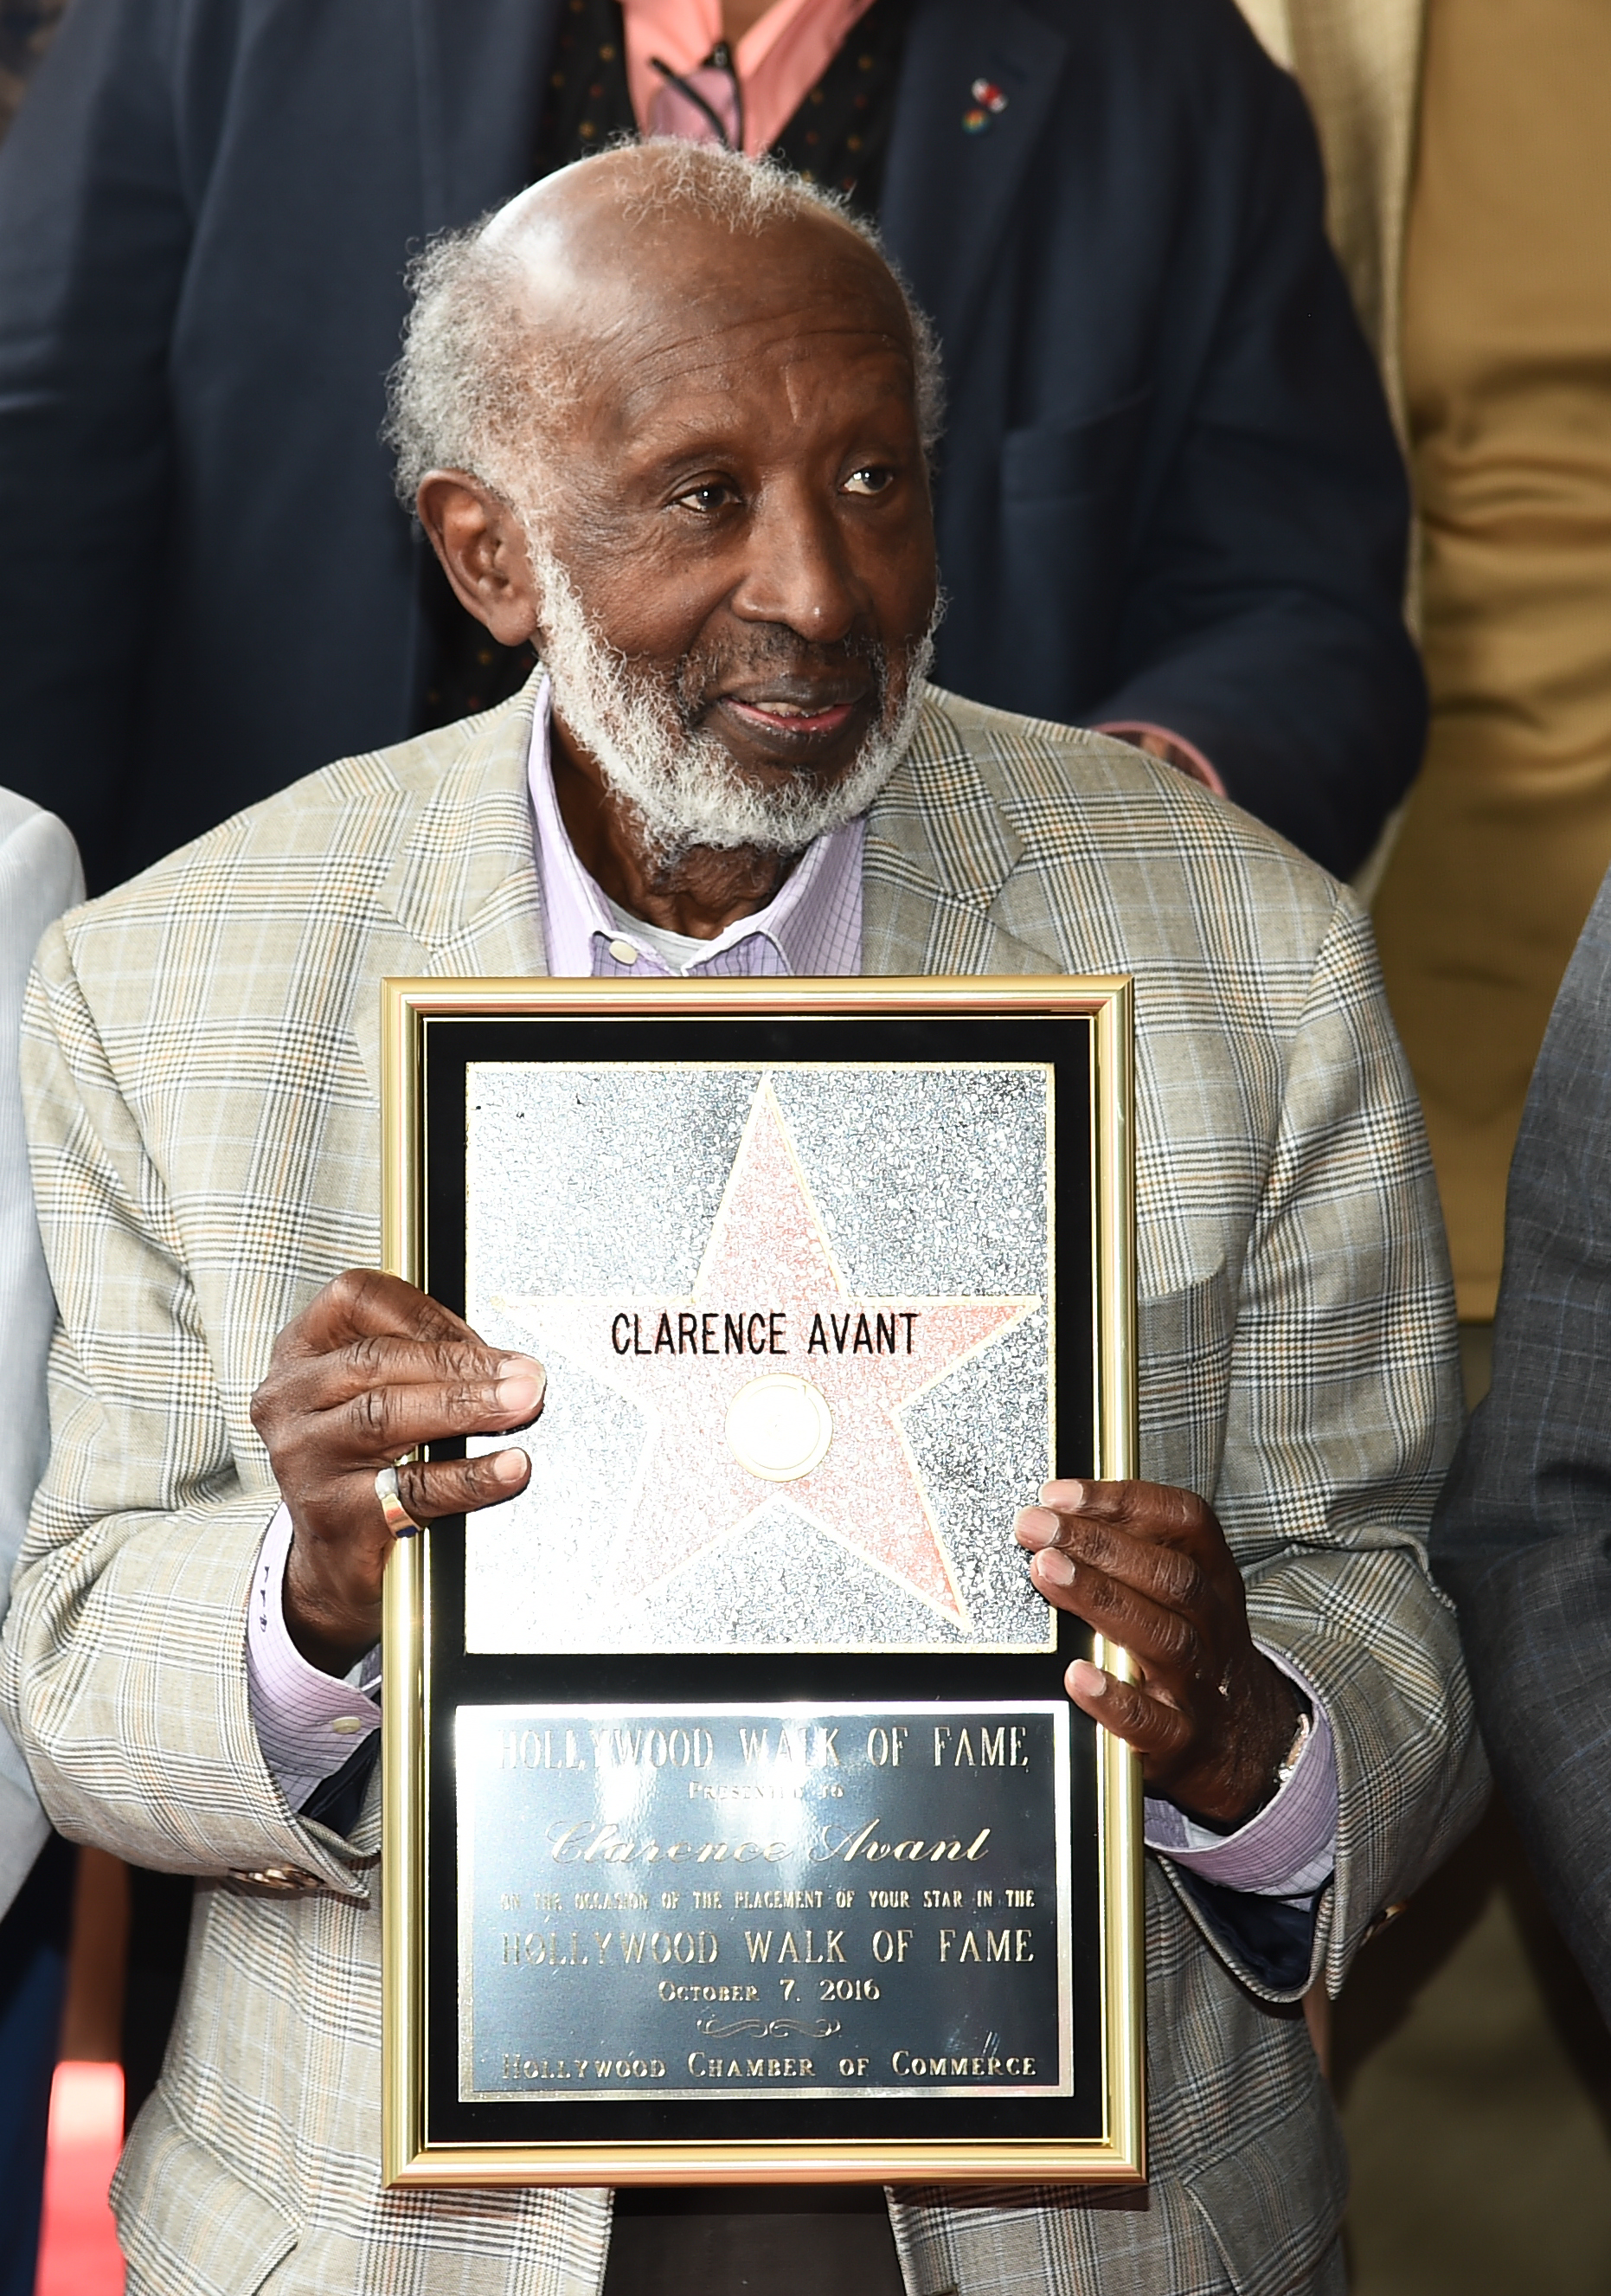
[331,1714,367,1735]
[607,936,639,966]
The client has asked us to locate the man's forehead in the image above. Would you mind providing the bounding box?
[484,169,914,402]
[585,300,917,441]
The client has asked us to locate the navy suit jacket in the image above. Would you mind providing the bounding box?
[1432,866,1611,2024]
[0,0,1422,890]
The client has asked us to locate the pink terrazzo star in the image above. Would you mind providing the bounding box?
[501,1079,1038,1630]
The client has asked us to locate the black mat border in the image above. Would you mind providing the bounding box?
[413,1012,1107,2151]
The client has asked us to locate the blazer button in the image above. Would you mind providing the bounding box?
[1364,1900,1410,1943]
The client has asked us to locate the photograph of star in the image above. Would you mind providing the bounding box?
[464,1061,1056,1655]
[496,1077,1037,1631]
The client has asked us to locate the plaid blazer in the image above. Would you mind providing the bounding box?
[3,682,1483,2296]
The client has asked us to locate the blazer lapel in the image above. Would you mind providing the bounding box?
[377,683,549,974]
[880,0,1070,375]
[352,686,549,1098]
[861,691,1065,978]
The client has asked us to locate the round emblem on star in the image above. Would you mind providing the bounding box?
[725,1373,836,1482]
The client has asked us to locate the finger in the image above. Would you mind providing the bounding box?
[309,1339,544,1415]
[1014,1504,1062,1550]
[1065,1659,1191,1759]
[1037,1478,1214,1551]
[1021,1504,1205,1617]
[1052,1515,1205,1611]
[328,1365,548,1462]
[1029,1546,1201,1675]
[395,1447,530,1522]
[293,1269,476,1356]
[277,1341,548,1423]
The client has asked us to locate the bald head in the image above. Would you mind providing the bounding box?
[386,142,942,514]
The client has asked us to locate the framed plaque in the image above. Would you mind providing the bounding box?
[380,976,1141,2187]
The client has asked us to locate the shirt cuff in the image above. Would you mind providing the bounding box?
[1095,721,1226,797]
[1143,1643,1337,1901]
[246,1503,380,1813]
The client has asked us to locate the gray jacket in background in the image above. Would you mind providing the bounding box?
[0,786,83,1916]
[1432,863,1611,2023]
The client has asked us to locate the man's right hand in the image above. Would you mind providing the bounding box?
[249,1269,542,1675]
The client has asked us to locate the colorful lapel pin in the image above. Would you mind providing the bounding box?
[963,78,1009,132]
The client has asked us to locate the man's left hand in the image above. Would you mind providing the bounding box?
[1016,1479,1302,1828]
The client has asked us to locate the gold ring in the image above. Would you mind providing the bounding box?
[375,1464,425,1539]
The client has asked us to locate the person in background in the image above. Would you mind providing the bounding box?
[0,788,83,2296]
[1371,0,1611,1341]
[1430,863,1611,2010]
[0,0,1422,894]
[1234,0,1420,443]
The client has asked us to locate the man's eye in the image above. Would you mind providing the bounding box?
[843,466,895,497]
[674,481,738,513]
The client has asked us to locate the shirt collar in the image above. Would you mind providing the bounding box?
[526,674,864,979]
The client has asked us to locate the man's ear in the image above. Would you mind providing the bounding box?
[416,473,542,647]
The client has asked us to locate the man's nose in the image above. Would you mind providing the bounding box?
[728,485,870,646]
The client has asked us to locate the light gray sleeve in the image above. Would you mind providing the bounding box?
[0,792,84,1915]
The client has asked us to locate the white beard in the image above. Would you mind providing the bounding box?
[527,536,934,864]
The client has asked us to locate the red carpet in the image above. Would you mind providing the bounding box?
[35,2062,125,2296]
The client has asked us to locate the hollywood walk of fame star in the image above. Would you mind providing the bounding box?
[494,1077,1039,1630]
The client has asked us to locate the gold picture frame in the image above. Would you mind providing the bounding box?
[380,975,1142,2187]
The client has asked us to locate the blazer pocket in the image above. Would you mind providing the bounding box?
[985,389,1158,711]
[999,386,1154,503]
[116,2090,298,2295]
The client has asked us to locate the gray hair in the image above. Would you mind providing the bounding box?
[383,141,945,514]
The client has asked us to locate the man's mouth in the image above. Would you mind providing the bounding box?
[722,696,860,738]
[708,670,876,749]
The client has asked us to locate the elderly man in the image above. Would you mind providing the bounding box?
[3,146,1478,2296]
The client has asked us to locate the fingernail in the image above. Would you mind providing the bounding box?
[496,1372,544,1414]
[1069,1660,1108,1699]
[1041,1478,1086,1509]
[1014,1507,1058,1548]
[498,1354,546,1385]
[1035,1548,1075,1586]
[491,1448,529,1486]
